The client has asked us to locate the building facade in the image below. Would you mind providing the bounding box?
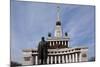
[22,7,88,65]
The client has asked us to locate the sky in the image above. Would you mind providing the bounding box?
[11,0,95,63]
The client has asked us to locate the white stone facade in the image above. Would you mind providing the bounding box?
[22,47,88,65]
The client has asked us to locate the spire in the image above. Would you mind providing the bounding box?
[56,6,61,26]
[57,6,60,21]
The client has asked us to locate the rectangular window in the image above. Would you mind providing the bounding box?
[24,57,30,61]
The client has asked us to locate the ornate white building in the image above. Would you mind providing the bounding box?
[22,7,88,65]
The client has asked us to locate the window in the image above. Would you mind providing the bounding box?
[24,57,30,61]
[82,54,87,57]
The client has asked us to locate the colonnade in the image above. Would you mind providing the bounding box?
[31,52,81,65]
[48,41,68,47]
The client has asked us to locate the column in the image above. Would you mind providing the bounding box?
[69,54,71,63]
[75,53,78,62]
[62,41,63,45]
[62,55,65,63]
[72,54,75,62]
[35,55,38,65]
[51,56,53,64]
[71,54,73,63]
[66,41,68,47]
[59,41,60,44]
[56,41,58,48]
[77,53,79,62]
[58,56,61,64]
[55,56,57,64]
[53,41,54,46]
[50,41,51,46]
[66,55,68,63]
[79,53,82,62]
[47,56,49,64]
[56,41,57,45]
[64,41,66,46]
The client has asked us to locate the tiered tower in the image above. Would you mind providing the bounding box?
[54,6,62,38]
[47,6,69,49]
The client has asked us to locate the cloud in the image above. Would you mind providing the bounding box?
[62,6,95,58]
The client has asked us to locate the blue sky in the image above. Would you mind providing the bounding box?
[11,0,95,63]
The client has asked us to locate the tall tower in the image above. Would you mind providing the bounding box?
[47,6,69,49]
[54,6,62,38]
